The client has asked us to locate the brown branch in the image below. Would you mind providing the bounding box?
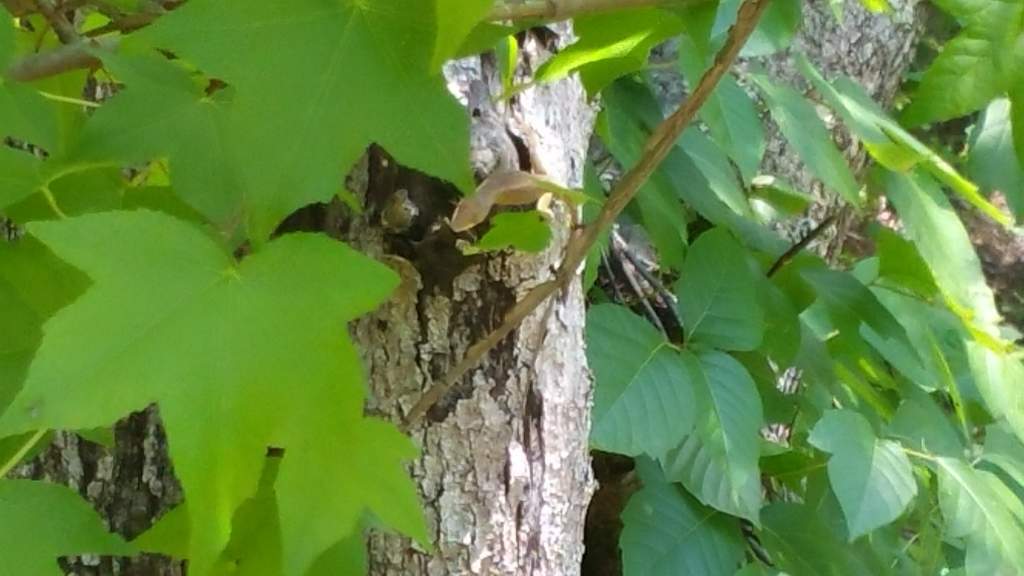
[34,0,79,44]
[5,37,112,82]
[403,0,773,429]
[488,0,706,21]
[766,214,836,277]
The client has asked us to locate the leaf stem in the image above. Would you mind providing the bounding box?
[41,185,68,219]
[39,90,101,108]
[403,0,774,429]
[0,429,48,477]
[902,447,937,462]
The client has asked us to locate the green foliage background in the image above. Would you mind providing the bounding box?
[0,0,1023,574]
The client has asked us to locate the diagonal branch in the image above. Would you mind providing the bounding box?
[403,0,773,429]
[488,0,706,21]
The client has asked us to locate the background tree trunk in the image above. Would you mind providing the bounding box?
[12,3,929,576]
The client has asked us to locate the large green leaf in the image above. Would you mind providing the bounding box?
[881,169,1002,333]
[802,268,913,354]
[586,304,696,457]
[620,471,744,575]
[71,51,241,230]
[0,210,422,575]
[808,410,917,540]
[760,502,877,576]
[751,74,861,205]
[966,342,1024,447]
[679,129,752,217]
[129,0,473,240]
[887,395,965,458]
[432,0,493,70]
[535,8,684,95]
[0,146,42,211]
[0,6,63,153]
[936,457,1024,574]
[798,56,1009,225]
[968,98,1024,219]
[660,350,763,521]
[902,0,1024,125]
[0,480,132,575]
[0,236,86,414]
[676,228,765,351]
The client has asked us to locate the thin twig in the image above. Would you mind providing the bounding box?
[34,0,79,44]
[5,37,113,82]
[766,214,836,277]
[609,244,666,333]
[403,0,773,429]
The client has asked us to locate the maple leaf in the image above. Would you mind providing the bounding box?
[0,479,133,575]
[0,210,423,575]
[110,0,474,241]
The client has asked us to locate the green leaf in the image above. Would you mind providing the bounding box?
[586,304,697,457]
[277,417,425,576]
[808,410,917,540]
[0,210,421,575]
[0,146,42,211]
[676,228,765,351]
[760,502,877,576]
[750,176,813,217]
[797,56,1011,226]
[880,169,1002,333]
[902,0,1024,125]
[966,342,1024,447]
[676,32,765,184]
[887,395,965,458]
[0,5,13,68]
[872,226,938,299]
[132,0,473,240]
[599,78,787,256]
[712,0,802,57]
[968,98,1024,219]
[802,268,913,355]
[936,457,1024,574]
[0,479,133,575]
[535,8,684,95]
[0,236,87,413]
[599,81,689,269]
[621,480,744,575]
[432,0,493,70]
[679,129,752,216]
[469,211,552,254]
[1012,85,1024,168]
[751,74,861,205]
[71,51,242,230]
[660,350,763,521]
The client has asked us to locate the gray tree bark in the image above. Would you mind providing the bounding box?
[10,3,926,576]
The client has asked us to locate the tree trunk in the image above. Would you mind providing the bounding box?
[354,28,596,575]
[16,4,927,576]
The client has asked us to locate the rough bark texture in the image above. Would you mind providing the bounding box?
[354,28,597,575]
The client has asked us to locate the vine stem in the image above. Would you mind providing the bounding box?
[0,429,47,477]
[402,0,774,429]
